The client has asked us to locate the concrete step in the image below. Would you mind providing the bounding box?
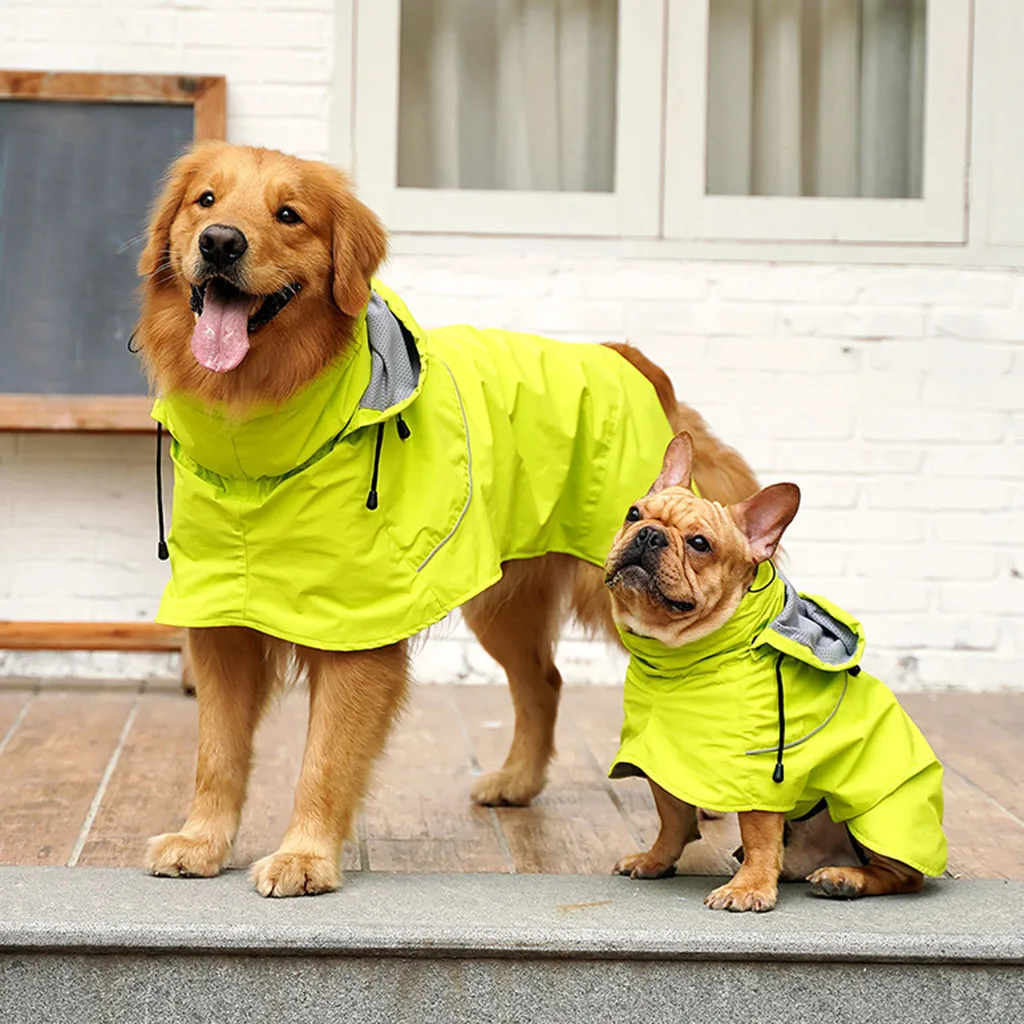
[1,867,1021,1023]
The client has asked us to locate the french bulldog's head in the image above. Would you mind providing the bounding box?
[604,432,800,647]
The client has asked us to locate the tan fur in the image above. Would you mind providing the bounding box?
[605,432,925,910]
[138,143,761,895]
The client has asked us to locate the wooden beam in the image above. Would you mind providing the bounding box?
[0,622,185,652]
[0,395,154,433]
[0,71,227,110]
[193,76,227,140]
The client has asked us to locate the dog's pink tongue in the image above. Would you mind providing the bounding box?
[191,282,251,372]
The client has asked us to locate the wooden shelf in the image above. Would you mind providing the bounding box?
[0,395,155,433]
[0,621,184,652]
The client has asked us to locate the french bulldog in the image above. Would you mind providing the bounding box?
[604,432,947,912]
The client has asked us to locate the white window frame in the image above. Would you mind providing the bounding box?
[662,0,974,245]
[352,0,666,238]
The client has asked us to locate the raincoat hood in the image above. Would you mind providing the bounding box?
[610,563,947,877]
[153,281,675,651]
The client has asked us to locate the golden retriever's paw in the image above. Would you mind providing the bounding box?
[807,866,866,899]
[470,769,542,807]
[704,880,778,913]
[146,832,225,878]
[613,851,677,880]
[250,850,340,898]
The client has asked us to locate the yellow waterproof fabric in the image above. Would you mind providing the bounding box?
[609,564,948,876]
[152,282,674,650]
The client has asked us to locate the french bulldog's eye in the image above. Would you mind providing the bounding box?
[197,190,216,208]
[625,506,642,523]
[276,205,303,225]
[687,535,712,553]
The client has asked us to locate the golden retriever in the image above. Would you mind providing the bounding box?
[135,141,759,897]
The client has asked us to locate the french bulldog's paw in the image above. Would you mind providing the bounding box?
[704,880,778,913]
[470,769,541,807]
[146,832,225,878]
[807,866,866,899]
[613,851,677,879]
[250,850,339,898]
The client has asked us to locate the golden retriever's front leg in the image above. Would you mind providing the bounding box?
[147,627,273,878]
[250,642,408,898]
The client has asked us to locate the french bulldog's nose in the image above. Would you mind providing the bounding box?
[198,224,248,267]
[634,526,668,551]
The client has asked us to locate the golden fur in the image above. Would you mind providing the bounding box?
[137,142,761,896]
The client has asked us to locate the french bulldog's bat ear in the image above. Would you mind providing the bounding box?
[648,432,694,494]
[730,483,801,564]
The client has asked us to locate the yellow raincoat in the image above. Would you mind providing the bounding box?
[610,563,947,876]
[152,282,674,650]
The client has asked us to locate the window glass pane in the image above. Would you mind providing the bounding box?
[706,0,926,198]
[397,0,618,192]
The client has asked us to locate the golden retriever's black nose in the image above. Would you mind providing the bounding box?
[198,224,248,268]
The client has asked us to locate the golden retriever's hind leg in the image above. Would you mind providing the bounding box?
[463,555,574,807]
[250,642,408,898]
[808,851,924,899]
[147,627,275,879]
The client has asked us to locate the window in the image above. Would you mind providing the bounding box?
[351,0,973,245]
[354,0,665,236]
[664,0,972,243]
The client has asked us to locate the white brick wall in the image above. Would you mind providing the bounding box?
[2,2,1023,690]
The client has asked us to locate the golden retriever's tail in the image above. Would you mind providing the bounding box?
[603,340,759,507]
[603,341,677,419]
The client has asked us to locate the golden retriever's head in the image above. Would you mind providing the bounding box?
[137,142,387,403]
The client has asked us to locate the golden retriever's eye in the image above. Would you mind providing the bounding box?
[276,206,302,225]
[687,535,712,554]
[197,190,215,208]
[625,506,642,523]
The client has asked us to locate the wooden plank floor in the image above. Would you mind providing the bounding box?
[0,681,1020,880]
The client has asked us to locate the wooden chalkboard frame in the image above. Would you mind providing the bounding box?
[0,70,227,433]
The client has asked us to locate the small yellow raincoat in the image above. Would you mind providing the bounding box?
[152,282,674,650]
[610,563,948,876]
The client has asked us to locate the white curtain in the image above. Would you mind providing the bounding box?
[707,0,927,198]
[397,0,618,192]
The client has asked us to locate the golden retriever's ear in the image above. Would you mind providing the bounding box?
[331,182,388,317]
[137,147,202,278]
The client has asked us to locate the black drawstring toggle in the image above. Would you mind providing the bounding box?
[396,413,411,441]
[366,422,385,510]
[155,422,170,561]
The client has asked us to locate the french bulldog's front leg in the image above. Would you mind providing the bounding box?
[615,780,699,879]
[705,810,786,912]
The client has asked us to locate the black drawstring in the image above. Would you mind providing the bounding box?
[366,415,412,511]
[772,652,786,784]
[366,423,385,510]
[155,423,169,561]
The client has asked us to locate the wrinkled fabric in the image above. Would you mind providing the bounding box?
[152,281,674,651]
[609,563,947,877]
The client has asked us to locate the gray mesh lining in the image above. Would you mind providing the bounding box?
[770,578,859,666]
[360,291,420,411]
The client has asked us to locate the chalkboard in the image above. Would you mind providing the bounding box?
[0,72,225,430]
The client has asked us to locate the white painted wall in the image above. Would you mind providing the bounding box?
[2,0,1022,690]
